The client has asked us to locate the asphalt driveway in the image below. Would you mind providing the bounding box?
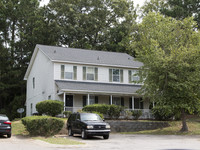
[1,134,200,150]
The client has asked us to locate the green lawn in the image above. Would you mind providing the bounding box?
[11,120,84,145]
[121,116,200,135]
[33,137,84,145]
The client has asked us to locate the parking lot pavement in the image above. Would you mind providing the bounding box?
[1,134,200,150]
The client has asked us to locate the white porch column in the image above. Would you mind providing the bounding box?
[132,96,134,110]
[110,95,113,105]
[63,92,66,111]
[87,94,90,105]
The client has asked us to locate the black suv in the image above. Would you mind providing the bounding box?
[0,114,11,138]
[67,113,110,139]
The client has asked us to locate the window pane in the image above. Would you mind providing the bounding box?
[113,75,120,82]
[113,69,119,75]
[131,70,140,81]
[112,69,120,82]
[113,97,121,106]
[87,96,95,105]
[65,65,73,72]
[61,65,65,79]
[87,73,94,80]
[65,72,73,79]
[86,67,95,80]
[87,67,94,73]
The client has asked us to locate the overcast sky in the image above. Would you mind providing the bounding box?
[40,0,147,7]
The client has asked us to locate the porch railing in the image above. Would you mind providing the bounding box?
[64,107,153,119]
[64,107,83,113]
[123,109,153,119]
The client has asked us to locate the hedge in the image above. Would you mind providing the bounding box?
[83,104,124,119]
[63,111,72,118]
[22,116,64,136]
[36,100,64,116]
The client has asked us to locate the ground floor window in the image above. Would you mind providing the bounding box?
[112,97,121,106]
[134,98,143,109]
[83,95,98,106]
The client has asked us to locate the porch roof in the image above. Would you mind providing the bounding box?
[55,80,141,95]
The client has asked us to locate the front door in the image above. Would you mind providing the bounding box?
[65,95,73,107]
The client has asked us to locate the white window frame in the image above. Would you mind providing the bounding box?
[87,95,95,105]
[61,65,77,80]
[130,70,140,82]
[112,97,121,106]
[86,67,95,81]
[33,77,35,89]
[65,65,74,80]
[112,69,120,82]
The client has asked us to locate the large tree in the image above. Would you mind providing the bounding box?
[0,0,59,119]
[134,12,200,132]
[46,0,137,53]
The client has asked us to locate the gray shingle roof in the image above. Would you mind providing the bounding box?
[55,80,141,95]
[38,44,142,68]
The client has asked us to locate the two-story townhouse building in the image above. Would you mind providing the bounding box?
[24,45,151,118]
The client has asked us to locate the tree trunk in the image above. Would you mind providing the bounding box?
[180,109,188,132]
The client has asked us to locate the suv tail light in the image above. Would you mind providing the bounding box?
[4,121,11,125]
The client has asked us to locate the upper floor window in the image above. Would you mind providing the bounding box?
[83,66,98,81]
[33,77,35,89]
[109,69,123,83]
[61,65,77,80]
[129,70,140,83]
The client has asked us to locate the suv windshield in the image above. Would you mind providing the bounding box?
[0,115,8,121]
[81,113,102,121]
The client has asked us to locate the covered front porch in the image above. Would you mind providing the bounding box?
[58,93,152,119]
[55,80,152,119]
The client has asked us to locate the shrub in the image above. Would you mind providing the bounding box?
[82,104,110,114]
[22,116,64,136]
[152,106,174,121]
[124,110,133,120]
[36,100,64,117]
[63,111,72,118]
[132,110,142,120]
[108,105,123,119]
[83,104,124,119]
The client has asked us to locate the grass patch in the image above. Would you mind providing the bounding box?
[121,116,200,135]
[12,120,29,136]
[33,137,84,145]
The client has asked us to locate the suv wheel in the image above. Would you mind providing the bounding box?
[7,134,11,138]
[81,130,87,139]
[68,128,73,136]
[103,134,109,139]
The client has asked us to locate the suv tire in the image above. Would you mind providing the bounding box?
[103,134,109,139]
[68,127,73,136]
[7,134,11,138]
[81,129,87,139]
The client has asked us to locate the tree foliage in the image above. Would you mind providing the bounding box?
[142,0,200,29]
[47,0,137,53]
[135,12,200,131]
